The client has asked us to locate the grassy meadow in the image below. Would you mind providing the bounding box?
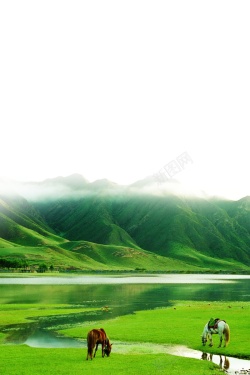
[0,300,249,375]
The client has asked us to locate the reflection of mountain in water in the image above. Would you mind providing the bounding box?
[1,278,250,345]
[2,278,250,307]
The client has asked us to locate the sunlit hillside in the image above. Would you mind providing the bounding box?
[0,175,250,273]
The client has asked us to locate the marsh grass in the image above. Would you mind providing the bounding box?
[62,300,250,359]
[1,301,250,374]
[0,304,97,326]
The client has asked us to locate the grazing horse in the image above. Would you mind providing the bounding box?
[86,328,112,360]
[201,319,230,347]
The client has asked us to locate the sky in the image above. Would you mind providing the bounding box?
[0,1,249,200]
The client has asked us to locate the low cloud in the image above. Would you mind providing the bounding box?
[0,173,211,202]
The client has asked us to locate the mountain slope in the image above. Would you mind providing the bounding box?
[0,195,66,246]
[0,176,250,272]
[111,195,250,264]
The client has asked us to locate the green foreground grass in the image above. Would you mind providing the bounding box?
[0,301,250,375]
[0,346,219,375]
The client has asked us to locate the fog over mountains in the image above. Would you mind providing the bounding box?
[0,174,250,272]
[0,173,214,201]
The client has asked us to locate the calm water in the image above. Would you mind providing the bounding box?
[1,274,250,340]
[1,274,250,308]
[1,274,250,374]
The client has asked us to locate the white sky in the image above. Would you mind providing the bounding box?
[0,1,249,200]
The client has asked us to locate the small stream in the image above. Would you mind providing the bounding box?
[21,329,250,374]
[168,346,250,375]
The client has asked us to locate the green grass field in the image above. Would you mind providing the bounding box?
[2,240,249,273]
[0,346,219,375]
[1,300,249,374]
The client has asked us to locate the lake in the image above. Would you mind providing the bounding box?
[1,273,250,338]
[1,274,250,309]
[0,275,250,317]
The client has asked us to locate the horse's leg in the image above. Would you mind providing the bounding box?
[218,334,222,348]
[94,343,98,357]
[101,342,105,357]
[86,345,88,360]
[86,340,92,360]
[86,346,93,360]
[219,355,222,368]
[91,346,95,360]
[208,333,213,347]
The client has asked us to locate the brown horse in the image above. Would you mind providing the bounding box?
[86,328,112,360]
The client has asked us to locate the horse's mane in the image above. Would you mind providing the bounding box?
[100,328,111,345]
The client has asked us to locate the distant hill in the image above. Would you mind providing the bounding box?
[0,175,249,272]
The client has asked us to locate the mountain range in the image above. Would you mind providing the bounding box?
[0,174,250,272]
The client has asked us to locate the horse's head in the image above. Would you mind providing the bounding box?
[201,323,209,346]
[104,338,112,357]
[201,335,207,346]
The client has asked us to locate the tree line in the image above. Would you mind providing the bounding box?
[0,258,54,272]
[0,258,28,269]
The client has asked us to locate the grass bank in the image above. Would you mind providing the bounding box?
[61,300,250,359]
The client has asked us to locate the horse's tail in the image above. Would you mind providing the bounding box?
[86,330,95,360]
[224,323,230,346]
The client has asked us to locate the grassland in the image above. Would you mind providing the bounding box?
[0,300,249,375]
[2,240,249,273]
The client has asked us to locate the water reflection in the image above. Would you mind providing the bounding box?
[169,346,250,375]
[22,331,250,375]
[1,273,250,285]
[1,278,250,307]
[201,353,230,371]
[25,329,83,348]
[1,278,250,340]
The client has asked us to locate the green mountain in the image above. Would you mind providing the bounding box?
[0,175,250,272]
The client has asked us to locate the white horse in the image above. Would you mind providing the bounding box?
[201,320,230,347]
